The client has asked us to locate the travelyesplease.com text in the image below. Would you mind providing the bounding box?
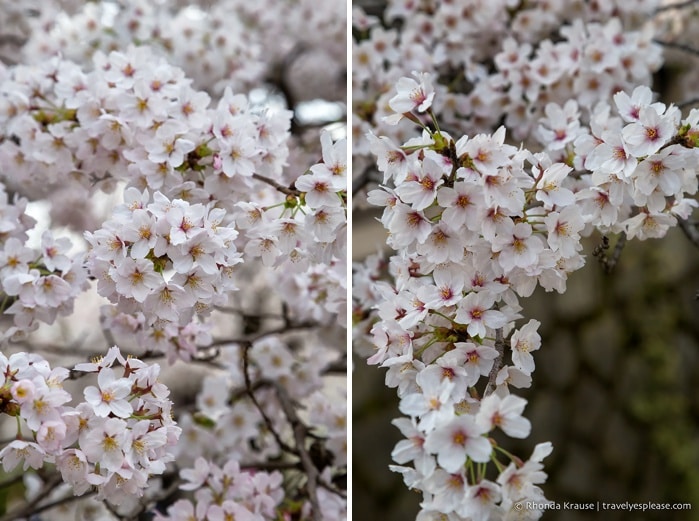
[516,501,692,512]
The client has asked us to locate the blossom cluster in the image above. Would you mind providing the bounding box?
[18,0,346,101]
[175,334,338,458]
[0,0,346,519]
[0,42,347,340]
[154,457,284,521]
[0,182,90,343]
[352,0,664,195]
[353,73,698,519]
[235,130,348,327]
[566,86,698,238]
[0,45,291,204]
[76,127,347,364]
[307,389,348,468]
[168,331,347,520]
[0,28,346,521]
[84,188,241,329]
[0,347,180,506]
[99,303,214,365]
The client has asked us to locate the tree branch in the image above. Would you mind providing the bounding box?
[653,39,699,57]
[678,217,699,249]
[352,165,382,197]
[322,357,347,375]
[0,472,24,491]
[208,321,318,349]
[318,475,347,498]
[252,173,300,197]
[242,343,296,455]
[677,97,699,109]
[0,474,72,521]
[605,234,627,274]
[241,460,301,471]
[269,380,322,521]
[591,234,626,273]
[127,474,182,520]
[0,34,27,47]
[484,328,505,397]
[214,306,287,321]
[655,0,699,14]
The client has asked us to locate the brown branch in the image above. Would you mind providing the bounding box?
[591,234,626,273]
[322,358,347,375]
[214,306,287,321]
[252,173,300,197]
[208,321,318,349]
[241,460,302,471]
[0,474,73,521]
[352,165,382,197]
[266,43,309,135]
[653,39,699,57]
[318,475,347,498]
[242,344,296,455]
[484,329,505,397]
[0,472,24,490]
[127,474,182,520]
[678,217,699,249]
[30,491,98,519]
[0,34,27,47]
[605,234,627,274]
[100,313,117,349]
[269,380,322,521]
[655,0,699,13]
[228,378,270,406]
[677,97,699,109]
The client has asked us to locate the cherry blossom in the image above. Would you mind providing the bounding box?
[388,71,436,116]
[354,35,698,515]
[0,2,347,518]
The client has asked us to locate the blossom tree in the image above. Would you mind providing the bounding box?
[0,1,347,520]
[353,0,699,519]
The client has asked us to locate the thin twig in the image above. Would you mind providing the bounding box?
[318,475,347,498]
[484,329,505,397]
[130,474,182,519]
[100,315,117,349]
[592,234,626,273]
[208,321,318,349]
[228,378,270,406]
[678,217,699,249]
[269,380,322,521]
[655,0,699,14]
[30,491,98,519]
[0,474,69,521]
[252,173,300,197]
[605,234,627,274]
[677,97,699,109]
[241,460,302,471]
[322,358,347,375]
[214,306,287,320]
[242,344,296,455]
[0,473,24,491]
[352,166,381,197]
[653,39,699,57]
